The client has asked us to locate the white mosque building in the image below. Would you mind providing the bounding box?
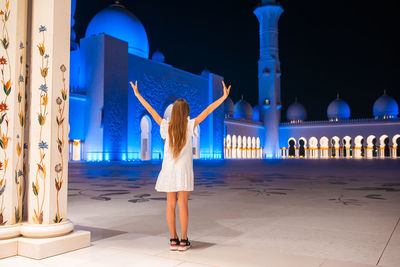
[68,0,400,161]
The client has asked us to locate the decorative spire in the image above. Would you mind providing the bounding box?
[336,93,340,99]
[294,96,298,103]
[383,89,387,95]
[113,0,124,7]
[261,0,276,5]
[241,95,244,100]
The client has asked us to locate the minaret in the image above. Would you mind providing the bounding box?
[254,0,283,158]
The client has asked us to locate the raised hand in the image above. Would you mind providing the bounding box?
[222,81,231,99]
[130,80,139,97]
[129,80,162,125]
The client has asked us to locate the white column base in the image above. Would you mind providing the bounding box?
[18,230,90,259]
[20,220,74,238]
[0,224,20,240]
[0,230,90,260]
[0,238,18,259]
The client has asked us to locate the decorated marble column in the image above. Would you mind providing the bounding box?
[0,0,28,240]
[0,0,89,259]
[21,0,72,236]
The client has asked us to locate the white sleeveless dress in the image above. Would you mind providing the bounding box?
[155,117,198,192]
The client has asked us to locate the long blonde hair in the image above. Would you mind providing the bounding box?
[168,99,190,158]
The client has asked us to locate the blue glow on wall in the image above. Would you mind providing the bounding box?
[70,8,225,162]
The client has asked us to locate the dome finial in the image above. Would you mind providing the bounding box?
[241,95,244,100]
[383,89,387,95]
[294,96,298,103]
[336,93,340,99]
[113,0,124,7]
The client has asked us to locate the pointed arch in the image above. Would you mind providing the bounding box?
[140,115,152,160]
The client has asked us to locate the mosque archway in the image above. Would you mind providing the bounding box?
[366,135,377,158]
[331,136,340,158]
[247,136,252,158]
[226,134,231,159]
[251,137,256,158]
[242,136,247,159]
[298,137,307,158]
[232,135,237,159]
[237,135,242,159]
[393,134,400,158]
[140,115,152,160]
[192,125,200,159]
[379,135,390,158]
[288,138,296,157]
[319,136,329,158]
[354,135,364,158]
[309,137,318,158]
[343,136,352,158]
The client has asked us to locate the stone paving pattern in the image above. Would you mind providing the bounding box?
[2,159,400,266]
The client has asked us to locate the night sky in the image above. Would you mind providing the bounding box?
[75,0,400,121]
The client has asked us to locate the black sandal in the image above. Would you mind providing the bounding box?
[170,238,180,251]
[178,238,191,251]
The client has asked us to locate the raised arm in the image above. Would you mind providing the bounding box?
[130,81,163,125]
[194,81,231,127]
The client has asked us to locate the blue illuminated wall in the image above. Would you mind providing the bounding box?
[102,36,128,161]
[70,34,129,161]
[69,94,86,140]
[69,33,224,161]
[127,54,224,160]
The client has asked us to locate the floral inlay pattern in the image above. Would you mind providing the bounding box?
[32,25,49,224]
[0,0,10,226]
[54,64,67,223]
[15,40,25,223]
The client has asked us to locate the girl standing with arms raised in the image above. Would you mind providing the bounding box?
[130,80,231,251]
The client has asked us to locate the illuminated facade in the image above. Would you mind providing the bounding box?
[68,0,400,161]
[69,2,224,161]
[224,0,400,159]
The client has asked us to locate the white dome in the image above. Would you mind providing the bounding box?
[327,96,350,120]
[224,97,235,117]
[233,98,253,120]
[373,93,399,119]
[85,4,149,58]
[286,101,307,122]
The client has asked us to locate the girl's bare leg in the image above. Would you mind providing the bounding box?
[166,192,178,243]
[177,191,190,239]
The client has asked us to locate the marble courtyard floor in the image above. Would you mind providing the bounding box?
[2,159,400,267]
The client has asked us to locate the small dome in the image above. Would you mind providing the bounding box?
[373,93,399,119]
[85,3,149,58]
[224,97,234,117]
[252,105,262,122]
[234,98,253,120]
[286,101,307,122]
[327,96,350,120]
[151,50,165,62]
[201,68,210,77]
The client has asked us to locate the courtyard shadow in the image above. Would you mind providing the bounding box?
[190,240,216,250]
[75,224,127,242]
